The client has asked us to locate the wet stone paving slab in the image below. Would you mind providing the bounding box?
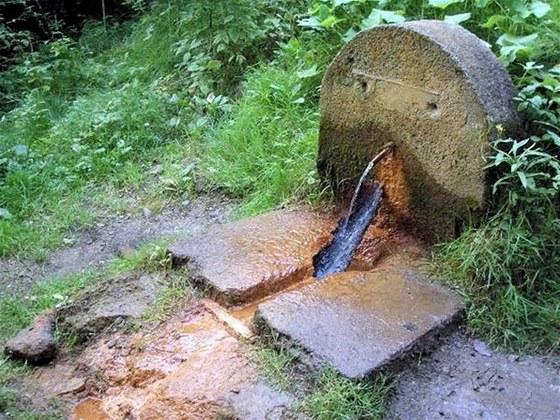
[255,254,464,378]
[167,210,336,306]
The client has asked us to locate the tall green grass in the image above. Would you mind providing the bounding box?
[433,211,560,352]
[0,0,313,257]
[203,63,323,216]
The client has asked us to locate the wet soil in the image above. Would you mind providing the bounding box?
[390,328,560,420]
[19,304,293,419]
[0,195,234,299]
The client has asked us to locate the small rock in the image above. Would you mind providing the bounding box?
[55,377,86,396]
[473,339,493,357]
[4,309,57,364]
[117,245,135,259]
[507,354,520,363]
[142,207,153,218]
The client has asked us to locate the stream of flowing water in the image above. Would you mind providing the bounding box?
[313,145,393,279]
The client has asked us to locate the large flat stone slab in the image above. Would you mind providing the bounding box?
[168,210,334,307]
[254,255,464,378]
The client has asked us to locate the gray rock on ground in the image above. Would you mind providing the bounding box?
[4,309,57,364]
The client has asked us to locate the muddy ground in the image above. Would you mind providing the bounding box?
[1,196,559,419]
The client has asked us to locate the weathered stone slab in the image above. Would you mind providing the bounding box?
[168,210,335,306]
[318,20,520,241]
[255,255,464,378]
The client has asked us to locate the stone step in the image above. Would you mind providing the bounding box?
[167,210,335,307]
[254,255,464,379]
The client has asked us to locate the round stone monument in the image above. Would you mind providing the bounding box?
[318,20,520,241]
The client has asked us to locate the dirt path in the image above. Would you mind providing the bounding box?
[390,328,560,419]
[0,195,235,299]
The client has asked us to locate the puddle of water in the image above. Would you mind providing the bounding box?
[70,398,110,420]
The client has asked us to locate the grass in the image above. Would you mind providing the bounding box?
[0,237,195,416]
[0,2,201,258]
[252,331,394,419]
[203,61,325,217]
[253,344,296,391]
[432,210,560,353]
[299,368,393,420]
[0,3,559,418]
[142,270,196,324]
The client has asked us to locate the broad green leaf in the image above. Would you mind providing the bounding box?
[360,9,405,30]
[296,65,319,79]
[530,1,552,18]
[481,14,506,29]
[514,2,532,18]
[321,15,343,29]
[518,171,529,189]
[496,33,539,64]
[298,16,322,29]
[545,131,560,147]
[549,64,560,74]
[333,0,360,6]
[343,28,358,43]
[428,0,464,9]
[444,13,471,24]
[206,60,222,70]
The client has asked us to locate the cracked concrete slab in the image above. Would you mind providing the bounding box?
[168,210,335,306]
[255,255,464,378]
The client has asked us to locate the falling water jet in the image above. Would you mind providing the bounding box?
[313,145,394,279]
[342,143,394,233]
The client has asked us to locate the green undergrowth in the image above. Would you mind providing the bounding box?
[204,61,324,217]
[433,211,560,352]
[434,60,560,352]
[253,327,393,418]
[142,270,196,325]
[253,343,296,391]
[0,0,559,361]
[0,0,309,257]
[299,368,393,420]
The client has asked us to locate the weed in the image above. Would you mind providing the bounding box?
[109,240,173,274]
[299,367,393,420]
[253,344,296,391]
[142,270,195,324]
